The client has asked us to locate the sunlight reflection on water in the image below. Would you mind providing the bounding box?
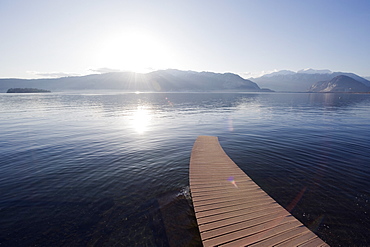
[130,105,153,134]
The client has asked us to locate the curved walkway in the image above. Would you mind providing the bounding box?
[189,136,329,247]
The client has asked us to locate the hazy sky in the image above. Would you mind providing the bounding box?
[1,0,369,79]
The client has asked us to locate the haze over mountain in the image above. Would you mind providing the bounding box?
[309,75,370,93]
[0,69,266,93]
[297,69,333,74]
[250,69,370,92]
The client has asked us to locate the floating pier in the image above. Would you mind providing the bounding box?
[189,136,329,247]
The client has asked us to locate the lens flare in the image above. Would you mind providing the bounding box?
[228,176,238,188]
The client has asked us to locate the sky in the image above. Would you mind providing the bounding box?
[1,0,370,79]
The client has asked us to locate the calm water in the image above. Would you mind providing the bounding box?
[0,92,369,246]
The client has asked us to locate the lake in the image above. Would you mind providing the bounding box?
[0,92,369,246]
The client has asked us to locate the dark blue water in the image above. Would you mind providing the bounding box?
[0,92,369,246]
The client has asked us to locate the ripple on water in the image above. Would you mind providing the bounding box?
[0,92,370,246]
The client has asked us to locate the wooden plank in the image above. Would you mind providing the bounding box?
[195,201,279,225]
[207,217,300,246]
[198,205,284,232]
[191,189,266,202]
[195,197,274,218]
[193,193,269,209]
[274,231,319,247]
[299,237,330,247]
[248,227,310,246]
[189,136,329,247]
[201,210,292,240]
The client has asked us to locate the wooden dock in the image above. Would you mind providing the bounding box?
[189,136,329,247]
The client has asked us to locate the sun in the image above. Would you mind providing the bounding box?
[96,29,174,73]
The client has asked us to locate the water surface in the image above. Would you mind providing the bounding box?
[0,92,369,246]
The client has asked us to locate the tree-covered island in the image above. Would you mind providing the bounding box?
[6,88,51,93]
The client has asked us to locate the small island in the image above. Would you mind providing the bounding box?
[6,88,51,93]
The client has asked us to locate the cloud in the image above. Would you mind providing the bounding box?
[239,70,278,79]
[89,67,123,73]
[89,67,157,74]
[27,71,80,78]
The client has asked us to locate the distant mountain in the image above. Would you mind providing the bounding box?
[250,69,370,92]
[0,69,267,93]
[309,75,370,92]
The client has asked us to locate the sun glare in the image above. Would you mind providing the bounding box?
[96,30,174,73]
[130,106,152,134]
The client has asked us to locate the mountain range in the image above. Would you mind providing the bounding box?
[0,69,265,93]
[250,70,370,92]
[1,69,369,93]
[309,75,370,92]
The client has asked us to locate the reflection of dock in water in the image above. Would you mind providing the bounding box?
[189,136,329,246]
